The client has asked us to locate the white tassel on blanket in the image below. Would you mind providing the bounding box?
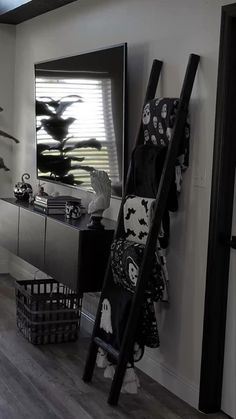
[97,348,140,394]
[104,363,115,379]
[96,348,109,368]
[121,365,140,394]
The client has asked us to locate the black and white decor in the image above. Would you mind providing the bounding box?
[95,96,190,394]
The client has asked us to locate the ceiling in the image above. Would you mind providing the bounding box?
[0,0,78,24]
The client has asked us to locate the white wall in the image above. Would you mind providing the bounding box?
[0,25,16,272]
[8,0,234,408]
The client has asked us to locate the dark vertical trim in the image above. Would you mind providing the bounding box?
[17,207,20,256]
[199,4,236,413]
[122,42,128,189]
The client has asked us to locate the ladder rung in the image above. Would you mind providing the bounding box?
[94,337,119,361]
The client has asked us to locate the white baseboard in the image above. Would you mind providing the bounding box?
[137,349,199,409]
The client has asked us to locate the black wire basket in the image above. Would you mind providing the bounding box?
[15,279,82,345]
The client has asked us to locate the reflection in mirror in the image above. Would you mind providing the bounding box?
[35,44,127,197]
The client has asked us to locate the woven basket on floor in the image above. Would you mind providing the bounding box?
[15,279,82,345]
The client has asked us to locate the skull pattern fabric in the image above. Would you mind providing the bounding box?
[142,97,190,171]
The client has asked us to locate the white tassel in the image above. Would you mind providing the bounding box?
[121,366,140,394]
[104,364,115,379]
[96,348,108,368]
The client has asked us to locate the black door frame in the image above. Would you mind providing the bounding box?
[199,3,236,413]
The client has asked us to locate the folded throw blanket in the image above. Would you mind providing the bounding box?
[123,195,155,245]
[142,97,190,172]
[110,238,165,300]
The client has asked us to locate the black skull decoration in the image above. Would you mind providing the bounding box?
[14,173,33,201]
[65,201,81,219]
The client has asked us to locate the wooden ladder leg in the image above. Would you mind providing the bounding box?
[108,351,130,406]
[82,340,98,383]
[107,310,140,405]
[83,265,113,383]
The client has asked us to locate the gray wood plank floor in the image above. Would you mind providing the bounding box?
[0,274,229,419]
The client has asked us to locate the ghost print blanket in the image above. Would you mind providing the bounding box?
[98,276,159,367]
[97,281,142,394]
[101,237,166,350]
[110,238,165,301]
[98,237,165,355]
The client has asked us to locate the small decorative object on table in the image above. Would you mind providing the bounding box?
[65,200,82,219]
[37,181,48,197]
[87,170,111,229]
[14,173,33,201]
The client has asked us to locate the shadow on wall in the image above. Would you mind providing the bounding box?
[0,106,20,171]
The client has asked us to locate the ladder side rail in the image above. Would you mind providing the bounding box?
[108,53,200,406]
[82,59,163,383]
[116,59,163,237]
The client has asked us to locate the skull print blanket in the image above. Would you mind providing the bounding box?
[142,97,190,172]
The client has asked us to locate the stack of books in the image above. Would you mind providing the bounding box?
[33,195,82,215]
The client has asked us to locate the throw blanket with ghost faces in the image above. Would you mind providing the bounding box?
[97,238,165,362]
[97,283,143,394]
[98,273,160,361]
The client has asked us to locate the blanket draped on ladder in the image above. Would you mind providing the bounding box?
[96,97,190,393]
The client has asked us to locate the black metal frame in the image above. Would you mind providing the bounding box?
[34,43,128,200]
[83,54,199,406]
[199,3,236,413]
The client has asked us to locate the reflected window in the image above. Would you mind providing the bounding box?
[36,74,120,191]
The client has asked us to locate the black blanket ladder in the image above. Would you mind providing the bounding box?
[83,54,200,406]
